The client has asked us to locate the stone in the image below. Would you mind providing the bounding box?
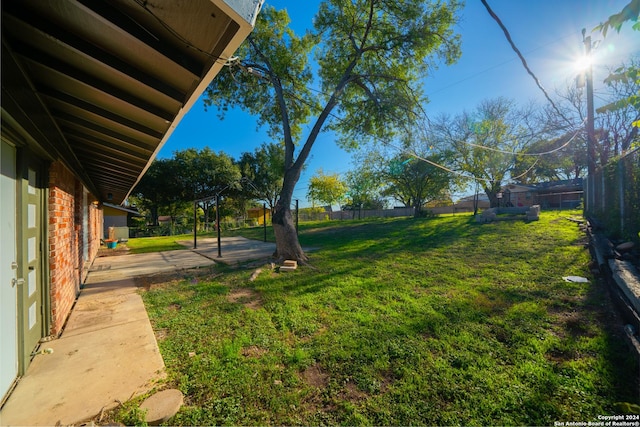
[280,260,298,272]
[616,242,635,253]
[139,389,184,426]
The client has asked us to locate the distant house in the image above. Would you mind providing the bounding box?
[103,203,142,240]
[247,206,271,225]
[451,179,583,212]
[455,194,491,210]
[502,179,583,209]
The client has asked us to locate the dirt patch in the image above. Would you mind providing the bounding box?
[97,244,130,257]
[155,328,169,341]
[242,345,268,358]
[136,268,219,291]
[340,382,368,402]
[301,363,329,389]
[558,311,593,338]
[227,288,262,310]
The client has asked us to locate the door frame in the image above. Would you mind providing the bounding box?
[0,139,19,403]
[14,147,49,375]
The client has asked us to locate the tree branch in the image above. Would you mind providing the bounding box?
[247,37,296,168]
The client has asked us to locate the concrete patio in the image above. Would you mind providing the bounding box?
[0,237,276,425]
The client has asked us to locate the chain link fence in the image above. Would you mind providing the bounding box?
[585,147,640,244]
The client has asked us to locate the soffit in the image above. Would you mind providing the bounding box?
[1,0,258,203]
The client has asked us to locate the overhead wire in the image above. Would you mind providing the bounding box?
[223,2,595,186]
[480,0,574,127]
[132,0,238,65]
[458,120,586,156]
[233,60,584,186]
[279,69,587,160]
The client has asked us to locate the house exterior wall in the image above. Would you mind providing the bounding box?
[507,190,533,207]
[104,211,128,238]
[48,161,102,336]
[247,207,271,225]
[534,192,583,209]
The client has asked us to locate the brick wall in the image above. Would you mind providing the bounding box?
[48,161,102,336]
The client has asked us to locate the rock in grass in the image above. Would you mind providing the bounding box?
[139,389,183,425]
[616,242,634,253]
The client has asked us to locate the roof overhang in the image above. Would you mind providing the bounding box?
[1,0,262,204]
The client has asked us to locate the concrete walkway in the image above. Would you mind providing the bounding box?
[181,236,277,265]
[0,237,275,426]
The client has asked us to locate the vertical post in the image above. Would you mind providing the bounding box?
[263,203,267,242]
[216,194,222,258]
[295,199,299,235]
[584,31,596,216]
[619,159,625,236]
[193,200,197,249]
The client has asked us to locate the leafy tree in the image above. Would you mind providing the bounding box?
[174,148,241,199]
[595,0,639,147]
[133,149,241,234]
[594,0,639,36]
[512,133,588,184]
[204,1,461,261]
[432,98,538,207]
[343,170,386,210]
[596,59,640,154]
[133,158,188,232]
[381,151,452,216]
[174,148,241,230]
[239,142,285,210]
[307,169,348,208]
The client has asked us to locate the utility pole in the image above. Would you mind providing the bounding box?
[582,29,596,214]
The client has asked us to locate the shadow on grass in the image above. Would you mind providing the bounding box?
[144,211,639,425]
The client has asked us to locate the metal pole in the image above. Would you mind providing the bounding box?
[193,200,197,249]
[295,199,299,235]
[263,203,267,242]
[216,194,222,258]
[584,31,596,216]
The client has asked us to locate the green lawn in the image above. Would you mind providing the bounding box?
[125,234,196,253]
[140,210,638,425]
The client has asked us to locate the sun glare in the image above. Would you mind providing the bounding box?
[573,54,592,73]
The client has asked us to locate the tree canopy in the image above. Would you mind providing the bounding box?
[307,169,348,208]
[203,0,462,261]
[430,98,539,207]
[239,142,285,209]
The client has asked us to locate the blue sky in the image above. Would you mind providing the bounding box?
[159,0,639,206]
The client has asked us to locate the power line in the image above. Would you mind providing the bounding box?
[249,70,587,186]
[458,120,586,157]
[480,0,573,126]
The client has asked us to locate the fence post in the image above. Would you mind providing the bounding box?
[263,202,267,242]
[619,159,625,237]
[600,171,605,214]
[193,200,197,249]
[216,195,221,258]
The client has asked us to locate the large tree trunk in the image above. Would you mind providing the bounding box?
[272,200,307,262]
[272,168,308,262]
[485,182,501,208]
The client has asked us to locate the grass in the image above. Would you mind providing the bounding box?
[140,210,638,425]
[126,233,196,254]
[125,226,272,254]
